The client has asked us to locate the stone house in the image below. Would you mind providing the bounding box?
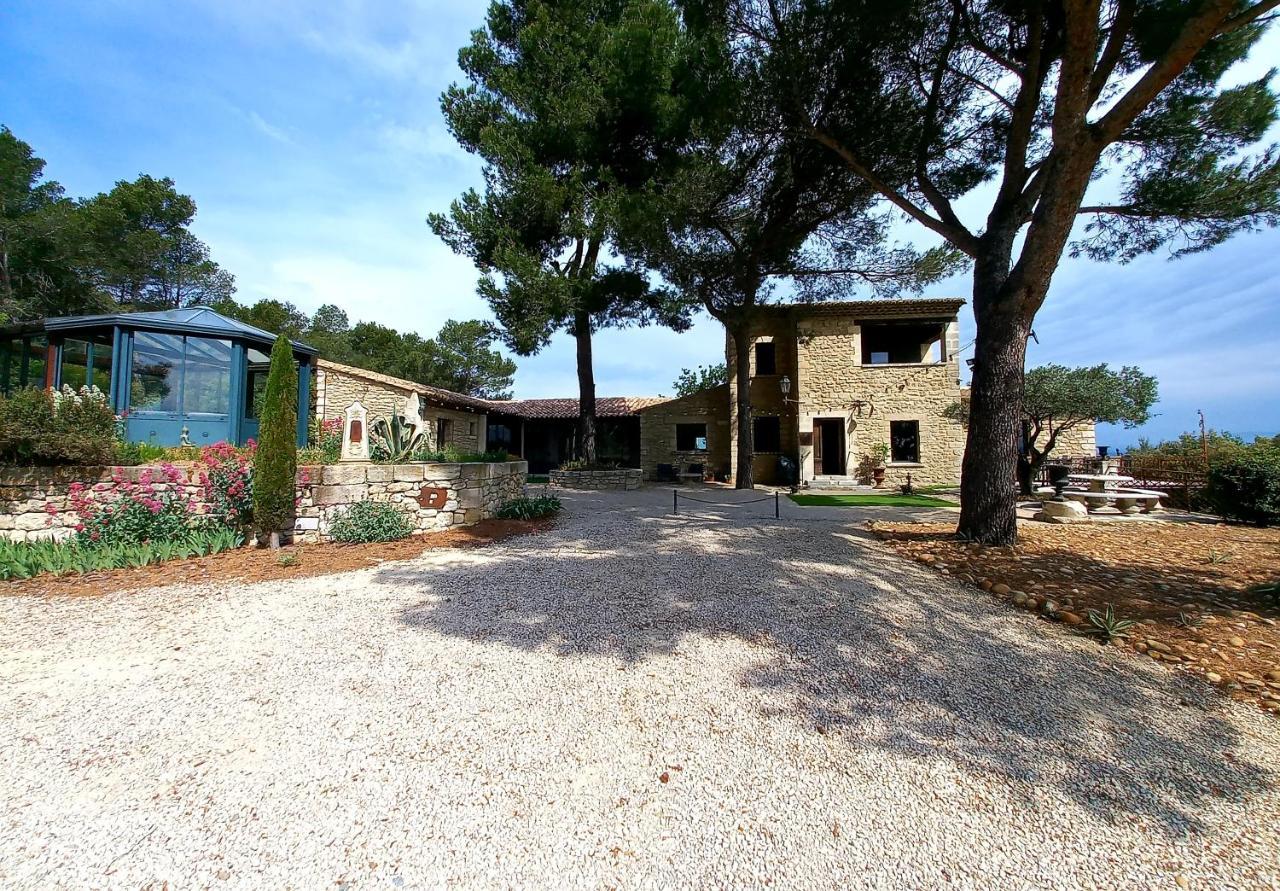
[313,360,490,453]
[310,299,1096,487]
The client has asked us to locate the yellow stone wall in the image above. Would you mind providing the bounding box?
[313,361,486,453]
[637,385,732,480]
[725,310,967,487]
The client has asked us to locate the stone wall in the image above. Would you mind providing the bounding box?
[314,361,487,453]
[722,308,967,488]
[296,460,526,541]
[0,461,527,543]
[549,468,642,490]
[1045,420,1098,459]
[636,385,731,481]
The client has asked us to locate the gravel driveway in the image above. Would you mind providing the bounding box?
[2,487,1277,889]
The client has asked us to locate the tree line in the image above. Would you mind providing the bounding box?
[431,0,1280,545]
[204,298,517,400]
[0,127,235,320]
[0,127,517,400]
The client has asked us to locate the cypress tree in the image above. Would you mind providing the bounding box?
[253,334,297,549]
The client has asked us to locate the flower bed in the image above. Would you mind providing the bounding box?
[0,458,529,546]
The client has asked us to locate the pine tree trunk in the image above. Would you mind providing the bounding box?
[574,311,597,466]
[731,326,754,490]
[957,274,1031,544]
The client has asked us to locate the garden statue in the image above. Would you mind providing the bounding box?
[340,401,370,462]
[403,391,426,443]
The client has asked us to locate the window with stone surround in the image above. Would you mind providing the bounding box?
[861,323,945,365]
[676,422,707,451]
[754,416,781,453]
[754,341,777,375]
[890,420,920,463]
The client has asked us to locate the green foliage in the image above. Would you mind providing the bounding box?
[1128,429,1278,465]
[252,335,298,543]
[418,319,517,400]
[1,126,234,320]
[112,440,169,466]
[494,494,562,521]
[408,446,510,464]
[1203,447,1280,526]
[208,299,517,398]
[328,500,414,544]
[301,417,342,465]
[370,414,426,462]
[0,526,244,580]
[671,364,727,398]
[0,385,119,465]
[429,0,697,461]
[1081,605,1137,644]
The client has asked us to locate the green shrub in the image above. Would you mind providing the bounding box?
[407,445,509,463]
[253,336,298,547]
[0,386,119,466]
[328,500,414,543]
[494,494,562,521]
[0,526,244,580]
[1204,448,1280,526]
[113,440,169,465]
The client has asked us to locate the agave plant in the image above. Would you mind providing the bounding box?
[1081,604,1137,644]
[370,413,426,462]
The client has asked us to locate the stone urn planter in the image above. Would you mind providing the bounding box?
[872,465,887,488]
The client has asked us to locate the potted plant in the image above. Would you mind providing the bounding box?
[870,443,890,488]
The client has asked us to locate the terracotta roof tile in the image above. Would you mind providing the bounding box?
[488,396,669,419]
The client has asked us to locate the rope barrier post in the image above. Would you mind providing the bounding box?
[775,491,779,519]
[673,488,678,515]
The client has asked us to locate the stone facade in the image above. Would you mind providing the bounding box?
[548,468,643,490]
[0,461,527,543]
[1043,420,1097,460]
[636,384,732,481]
[313,360,487,454]
[722,301,969,487]
[295,460,527,541]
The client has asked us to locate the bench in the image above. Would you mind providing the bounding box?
[1064,490,1163,515]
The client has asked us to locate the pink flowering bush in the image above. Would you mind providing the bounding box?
[69,464,195,546]
[197,441,255,528]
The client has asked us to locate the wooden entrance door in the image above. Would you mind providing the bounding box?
[813,419,846,475]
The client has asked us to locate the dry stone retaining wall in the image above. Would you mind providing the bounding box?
[549,468,642,490]
[296,460,526,541]
[0,461,527,543]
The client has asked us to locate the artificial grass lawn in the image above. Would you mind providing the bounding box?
[789,493,954,508]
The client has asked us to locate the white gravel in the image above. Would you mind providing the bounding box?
[1,487,1277,889]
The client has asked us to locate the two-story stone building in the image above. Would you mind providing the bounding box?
[635,298,969,487]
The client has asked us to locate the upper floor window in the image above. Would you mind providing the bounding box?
[890,420,920,463]
[861,323,945,365]
[754,341,776,375]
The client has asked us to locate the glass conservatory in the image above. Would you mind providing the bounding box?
[0,308,317,447]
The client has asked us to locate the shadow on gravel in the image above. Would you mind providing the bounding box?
[385,498,1272,836]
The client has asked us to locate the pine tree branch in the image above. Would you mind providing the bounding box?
[807,127,980,256]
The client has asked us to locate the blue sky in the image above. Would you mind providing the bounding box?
[3,0,1278,450]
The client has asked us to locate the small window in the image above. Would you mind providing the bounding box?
[754,416,781,452]
[468,420,476,436]
[676,422,707,451]
[436,417,453,446]
[890,420,920,463]
[754,341,776,375]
